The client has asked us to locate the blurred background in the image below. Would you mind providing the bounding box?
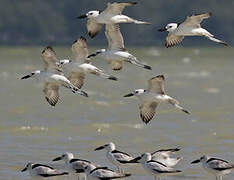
[0,0,233,46]
[1,1,234,180]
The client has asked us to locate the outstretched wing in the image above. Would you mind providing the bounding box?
[87,19,103,38]
[165,33,184,48]
[41,46,62,73]
[148,75,165,94]
[72,36,89,63]
[105,24,125,51]
[110,60,123,71]
[43,83,60,106]
[68,72,86,89]
[183,12,212,28]
[103,2,137,15]
[140,101,158,124]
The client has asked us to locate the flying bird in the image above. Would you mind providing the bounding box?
[88,24,152,71]
[191,155,234,180]
[57,36,118,89]
[158,12,228,47]
[21,162,69,178]
[21,46,88,106]
[123,75,190,124]
[77,2,150,38]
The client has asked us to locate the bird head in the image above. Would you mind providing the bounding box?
[158,23,178,32]
[124,89,146,97]
[77,11,100,19]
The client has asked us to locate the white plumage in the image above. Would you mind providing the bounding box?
[77,2,150,38]
[88,24,152,71]
[124,75,190,124]
[21,46,88,106]
[158,13,228,47]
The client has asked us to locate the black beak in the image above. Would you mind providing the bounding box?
[52,156,62,161]
[123,93,135,97]
[21,74,32,79]
[129,156,141,163]
[158,27,167,32]
[21,167,27,172]
[191,159,201,164]
[77,14,87,19]
[95,145,105,151]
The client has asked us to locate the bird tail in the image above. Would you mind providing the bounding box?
[133,19,151,25]
[127,57,152,70]
[98,72,118,81]
[168,98,190,114]
[206,36,228,46]
[68,83,88,97]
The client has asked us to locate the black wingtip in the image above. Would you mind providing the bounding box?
[182,109,190,114]
[144,65,152,70]
[80,36,87,41]
[108,76,118,81]
[62,172,69,175]
[124,173,131,177]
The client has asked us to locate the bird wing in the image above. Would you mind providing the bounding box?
[110,60,123,71]
[43,83,60,106]
[72,36,89,63]
[207,158,233,170]
[139,101,158,124]
[165,33,184,48]
[68,72,86,89]
[105,24,125,51]
[103,2,137,15]
[112,150,134,163]
[148,75,165,94]
[183,12,212,28]
[87,18,103,38]
[41,46,62,73]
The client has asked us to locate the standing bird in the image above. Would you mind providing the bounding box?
[52,152,94,174]
[158,12,228,47]
[83,164,131,180]
[136,153,182,180]
[88,24,151,71]
[77,2,150,38]
[21,162,69,178]
[151,148,182,167]
[191,155,234,180]
[57,36,118,89]
[21,46,88,106]
[94,142,137,173]
[123,75,190,124]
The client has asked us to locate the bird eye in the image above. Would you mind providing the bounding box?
[90,13,93,15]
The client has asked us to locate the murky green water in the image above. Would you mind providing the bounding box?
[1,47,234,180]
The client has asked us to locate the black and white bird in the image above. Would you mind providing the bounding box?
[151,148,182,167]
[88,24,151,71]
[191,155,234,180]
[136,153,182,180]
[77,2,150,38]
[52,152,94,173]
[123,75,190,124]
[21,46,88,106]
[158,12,228,47]
[94,142,137,173]
[83,164,131,180]
[21,162,69,178]
[56,36,117,89]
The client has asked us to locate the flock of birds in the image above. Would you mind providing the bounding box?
[20,2,232,180]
